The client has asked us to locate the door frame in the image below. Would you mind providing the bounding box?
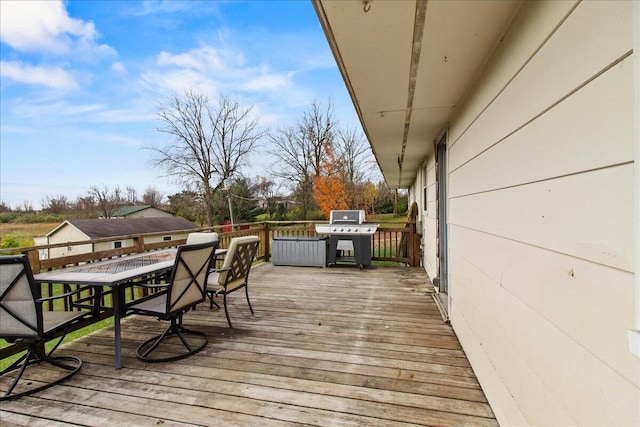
[435,130,449,315]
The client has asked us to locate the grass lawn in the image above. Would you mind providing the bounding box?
[0,318,115,371]
[368,213,407,223]
[0,222,59,247]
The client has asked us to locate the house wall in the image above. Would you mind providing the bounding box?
[34,236,50,260]
[92,233,187,252]
[47,225,92,259]
[435,1,638,425]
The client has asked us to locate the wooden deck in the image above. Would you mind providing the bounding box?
[0,263,497,426]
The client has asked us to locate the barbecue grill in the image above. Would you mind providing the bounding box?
[315,210,379,269]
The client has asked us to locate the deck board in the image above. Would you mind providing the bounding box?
[0,264,497,426]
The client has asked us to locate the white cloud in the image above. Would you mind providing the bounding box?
[156,45,237,73]
[0,61,78,90]
[141,68,220,98]
[0,0,115,58]
[242,72,294,92]
[145,44,297,99]
[111,62,126,74]
[8,99,102,122]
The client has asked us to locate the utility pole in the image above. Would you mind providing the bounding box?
[223,183,235,229]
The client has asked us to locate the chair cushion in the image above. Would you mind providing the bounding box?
[186,232,219,245]
[1,255,89,342]
[129,294,166,315]
[225,278,246,292]
[218,236,260,286]
[42,311,88,335]
[206,274,245,294]
[207,271,221,288]
[220,236,260,270]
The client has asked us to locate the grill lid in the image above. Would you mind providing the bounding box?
[329,210,365,224]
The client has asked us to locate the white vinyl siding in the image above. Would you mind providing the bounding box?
[443,1,637,426]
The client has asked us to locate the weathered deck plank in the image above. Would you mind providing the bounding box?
[0,264,497,426]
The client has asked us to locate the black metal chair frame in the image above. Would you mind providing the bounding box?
[207,236,260,328]
[0,255,90,401]
[127,240,217,363]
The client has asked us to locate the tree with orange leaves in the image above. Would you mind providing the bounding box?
[313,144,350,218]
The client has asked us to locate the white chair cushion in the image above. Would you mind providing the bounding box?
[186,232,219,245]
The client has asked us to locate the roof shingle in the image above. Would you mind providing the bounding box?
[60,217,199,239]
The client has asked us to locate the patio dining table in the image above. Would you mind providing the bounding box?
[33,249,179,369]
[33,248,227,370]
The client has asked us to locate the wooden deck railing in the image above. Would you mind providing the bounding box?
[0,220,420,360]
[263,221,420,265]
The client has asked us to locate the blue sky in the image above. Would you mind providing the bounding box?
[0,0,362,209]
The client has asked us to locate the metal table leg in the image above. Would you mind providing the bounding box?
[112,285,123,369]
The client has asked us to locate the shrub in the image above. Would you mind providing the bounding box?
[0,212,18,223]
[0,237,25,249]
[12,213,65,224]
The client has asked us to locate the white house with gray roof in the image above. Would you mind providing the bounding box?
[38,217,199,259]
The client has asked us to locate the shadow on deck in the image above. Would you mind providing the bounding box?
[0,263,497,426]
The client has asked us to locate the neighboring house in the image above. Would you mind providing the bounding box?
[41,217,199,259]
[107,205,174,219]
[258,197,296,211]
[314,1,639,426]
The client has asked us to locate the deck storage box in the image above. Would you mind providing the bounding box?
[271,236,328,267]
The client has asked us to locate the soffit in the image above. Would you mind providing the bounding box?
[314,0,522,188]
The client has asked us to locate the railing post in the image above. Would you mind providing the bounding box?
[27,249,41,274]
[408,232,416,267]
[408,221,421,267]
[263,222,271,262]
[133,235,145,253]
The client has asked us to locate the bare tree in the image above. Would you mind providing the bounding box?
[336,126,374,209]
[15,201,34,213]
[268,99,336,219]
[73,195,96,218]
[89,185,126,218]
[142,186,164,206]
[125,186,138,205]
[150,91,264,226]
[42,194,70,215]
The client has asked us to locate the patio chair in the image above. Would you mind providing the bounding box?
[0,255,90,401]
[127,240,217,362]
[186,232,219,245]
[187,232,223,308]
[206,235,260,328]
